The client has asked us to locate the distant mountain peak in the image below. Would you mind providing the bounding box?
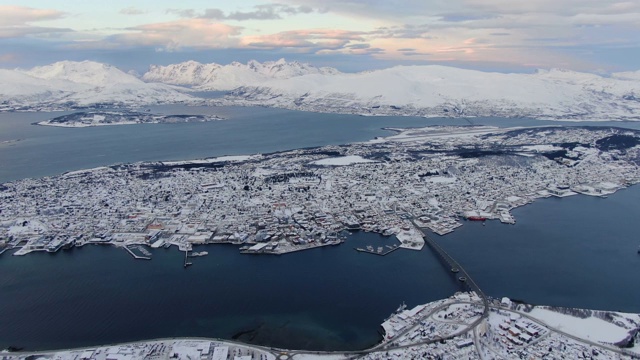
[141,59,341,90]
[2,60,193,109]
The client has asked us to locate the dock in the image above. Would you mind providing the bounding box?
[124,245,152,260]
[183,250,193,268]
[354,245,401,256]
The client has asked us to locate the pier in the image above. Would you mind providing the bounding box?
[354,245,401,256]
[124,245,152,260]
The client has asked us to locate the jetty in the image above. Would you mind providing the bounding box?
[124,245,152,260]
[354,244,401,256]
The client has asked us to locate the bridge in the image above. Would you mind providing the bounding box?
[411,219,489,320]
[287,220,492,359]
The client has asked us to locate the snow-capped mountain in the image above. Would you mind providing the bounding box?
[225,65,640,121]
[2,59,639,121]
[142,58,340,90]
[0,61,193,110]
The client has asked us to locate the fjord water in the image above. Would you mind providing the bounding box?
[1,106,640,351]
[0,232,459,351]
[3,105,640,183]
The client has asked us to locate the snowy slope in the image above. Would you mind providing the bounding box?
[25,61,142,86]
[142,58,340,90]
[0,61,193,110]
[225,65,640,121]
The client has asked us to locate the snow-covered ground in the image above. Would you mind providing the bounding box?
[529,308,638,345]
[310,155,376,166]
[161,155,261,166]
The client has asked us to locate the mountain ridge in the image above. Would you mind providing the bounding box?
[1,59,639,121]
[1,60,193,110]
[141,58,340,90]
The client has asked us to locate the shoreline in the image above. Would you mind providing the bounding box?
[5,293,639,358]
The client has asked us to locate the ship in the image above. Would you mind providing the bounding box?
[467,216,487,221]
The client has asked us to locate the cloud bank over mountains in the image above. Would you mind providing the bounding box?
[0,1,639,73]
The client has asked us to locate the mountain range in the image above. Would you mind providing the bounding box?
[1,59,639,121]
[142,58,340,90]
[0,61,193,110]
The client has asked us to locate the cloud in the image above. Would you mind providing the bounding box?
[0,26,73,39]
[85,19,243,51]
[0,52,20,64]
[167,4,317,21]
[119,7,147,16]
[0,5,66,26]
[242,29,365,52]
[0,5,72,40]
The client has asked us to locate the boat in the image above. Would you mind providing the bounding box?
[467,216,487,221]
[184,262,193,268]
[451,267,460,273]
[458,276,467,282]
[190,251,208,257]
[396,302,407,313]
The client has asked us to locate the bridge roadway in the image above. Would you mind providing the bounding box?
[410,219,490,320]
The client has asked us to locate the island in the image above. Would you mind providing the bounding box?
[1,125,640,263]
[35,111,224,128]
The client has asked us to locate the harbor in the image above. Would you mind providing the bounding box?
[354,244,401,256]
[124,245,152,260]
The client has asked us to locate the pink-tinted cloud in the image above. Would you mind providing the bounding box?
[242,29,365,52]
[105,19,242,50]
[0,5,71,39]
[0,5,66,26]
[0,52,20,64]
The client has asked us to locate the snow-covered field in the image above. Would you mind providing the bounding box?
[310,155,376,166]
[529,308,639,345]
[161,155,261,166]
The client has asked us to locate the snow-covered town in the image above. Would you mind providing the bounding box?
[2,125,640,261]
[3,292,639,360]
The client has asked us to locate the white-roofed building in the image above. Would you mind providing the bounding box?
[212,346,229,360]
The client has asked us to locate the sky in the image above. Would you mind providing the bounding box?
[0,0,639,73]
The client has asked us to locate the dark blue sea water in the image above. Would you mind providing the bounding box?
[1,106,640,351]
[0,233,458,351]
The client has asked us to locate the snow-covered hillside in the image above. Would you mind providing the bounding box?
[224,65,640,121]
[0,61,193,110]
[2,59,639,121]
[142,58,340,90]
